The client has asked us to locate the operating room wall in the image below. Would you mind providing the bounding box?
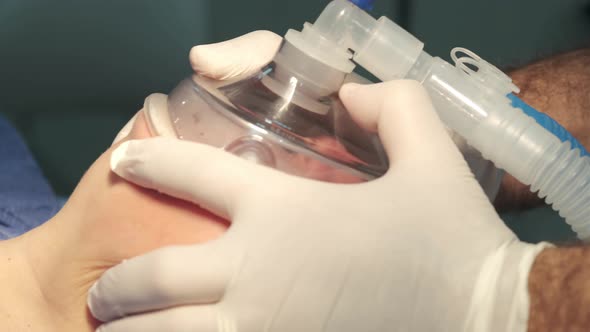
[0,0,212,195]
[0,0,588,241]
[410,0,590,67]
[210,0,403,41]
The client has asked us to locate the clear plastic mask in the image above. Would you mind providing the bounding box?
[167,63,388,183]
[153,61,502,198]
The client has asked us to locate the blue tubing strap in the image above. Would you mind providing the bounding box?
[349,0,376,10]
[508,94,589,157]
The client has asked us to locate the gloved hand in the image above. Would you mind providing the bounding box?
[88,32,547,331]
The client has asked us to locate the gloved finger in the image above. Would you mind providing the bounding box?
[112,112,140,146]
[89,242,235,322]
[96,305,220,332]
[109,137,272,220]
[190,30,282,80]
[339,80,463,164]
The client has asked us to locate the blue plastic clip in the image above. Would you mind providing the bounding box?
[349,0,376,11]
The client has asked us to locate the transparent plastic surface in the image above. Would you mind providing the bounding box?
[168,63,388,183]
[164,63,503,199]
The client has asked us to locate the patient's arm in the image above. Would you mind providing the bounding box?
[528,246,590,331]
[495,48,590,212]
[0,111,228,332]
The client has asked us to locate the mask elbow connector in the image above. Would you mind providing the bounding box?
[291,0,425,78]
[352,17,424,80]
[282,0,425,94]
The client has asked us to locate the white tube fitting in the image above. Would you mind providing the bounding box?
[285,0,425,81]
[353,17,424,80]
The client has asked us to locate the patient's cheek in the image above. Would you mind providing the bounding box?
[79,111,229,263]
[97,183,228,261]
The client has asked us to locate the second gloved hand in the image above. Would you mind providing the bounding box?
[88,79,547,332]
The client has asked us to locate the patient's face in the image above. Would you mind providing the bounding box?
[60,111,228,265]
[33,110,229,331]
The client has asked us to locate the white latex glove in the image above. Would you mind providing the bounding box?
[88,61,548,332]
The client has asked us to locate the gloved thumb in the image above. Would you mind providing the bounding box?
[190,30,282,80]
[339,80,464,165]
[113,31,282,146]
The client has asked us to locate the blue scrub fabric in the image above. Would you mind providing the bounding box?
[0,115,62,240]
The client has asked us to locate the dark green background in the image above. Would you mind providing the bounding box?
[1,0,588,242]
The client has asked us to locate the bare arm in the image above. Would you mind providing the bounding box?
[494,49,590,211]
[528,246,590,331]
